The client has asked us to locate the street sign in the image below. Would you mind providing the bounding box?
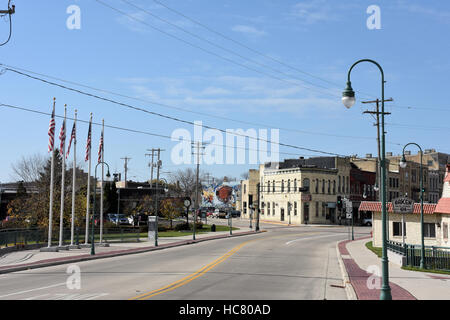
[393,197,414,213]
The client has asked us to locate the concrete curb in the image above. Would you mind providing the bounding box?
[0,230,264,275]
[336,240,357,300]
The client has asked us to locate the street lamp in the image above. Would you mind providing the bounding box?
[91,161,110,255]
[343,59,392,300]
[248,204,253,229]
[400,143,425,269]
[155,177,169,245]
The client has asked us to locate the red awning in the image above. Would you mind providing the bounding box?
[359,201,436,215]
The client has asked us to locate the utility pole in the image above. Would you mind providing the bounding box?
[145,150,156,184]
[120,157,131,188]
[363,98,393,241]
[192,141,207,236]
[362,98,393,201]
[150,148,164,246]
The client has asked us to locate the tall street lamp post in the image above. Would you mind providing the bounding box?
[91,161,110,255]
[342,59,392,300]
[400,143,425,269]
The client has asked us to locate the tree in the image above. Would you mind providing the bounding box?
[11,153,46,183]
[160,199,182,229]
[133,195,153,216]
[6,150,89,230]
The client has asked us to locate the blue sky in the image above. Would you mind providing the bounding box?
[0,0,449,183]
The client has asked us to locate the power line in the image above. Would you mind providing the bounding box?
[0,67,347,156]
[150,0,376,99]
[0,63,381,142]
[94,0,342,100]
[0,0,14,46]
[120,0,344,96]
[0,101,326,157]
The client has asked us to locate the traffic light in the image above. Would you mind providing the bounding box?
[337,196,342,209]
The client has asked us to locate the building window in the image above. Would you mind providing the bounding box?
[294,202,297,216]
[424,223,436,238]
[328,180,331,194]
[244,184,247,194]
[443,223,448,241]
[322,203,326,217]
[287,179,291,193]
[315,179,319,194]
[272,202,275,216]
[273,180,275,193]
[338,176,341,193]
[267,181,270,193]
[294,179,297,192]
[281,180,285,193]
[393,222,406,236]
[333,180,336,195]
[315,202,319,217]
[303,178,310,192]
[322,179,325,194]
[243,202,247,214]
[261,202,264,215]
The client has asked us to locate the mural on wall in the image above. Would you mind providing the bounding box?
[201,179,240,209]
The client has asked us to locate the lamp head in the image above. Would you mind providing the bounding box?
[342,81,356,109]
[106,169,111,178]
[399,155,407,169]
[373,184,379,192]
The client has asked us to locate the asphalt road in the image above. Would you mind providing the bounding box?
[0,220,370,300]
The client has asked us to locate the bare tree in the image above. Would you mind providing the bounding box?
[11,153,46,183]
[169,168,203,199]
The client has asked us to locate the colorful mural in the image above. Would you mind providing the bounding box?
[201,180,240,209]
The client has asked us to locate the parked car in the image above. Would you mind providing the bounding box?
[218,209,228,219]
[107,213,130,225]
[230,210,241,218]
[362,218,372,226]
[212,208,220,218]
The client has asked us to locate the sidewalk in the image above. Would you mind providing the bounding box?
[338,237,450,300]
[0,227,261,274]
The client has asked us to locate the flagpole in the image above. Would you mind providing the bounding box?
[59,105,67,248]
[100,119,104,244]
[70,109,77,246]
[85,113,92,245]
[47,98,56,248]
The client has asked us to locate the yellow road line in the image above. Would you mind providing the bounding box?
[129,230,327,300]
[130,239,255,300]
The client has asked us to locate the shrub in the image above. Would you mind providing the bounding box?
[175,223,191,231]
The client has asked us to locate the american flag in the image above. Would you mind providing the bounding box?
[48,108,56,153]
[66,122,76,159]
[98,131,103,163]
[85,121,91,161]
[59,120,66,156]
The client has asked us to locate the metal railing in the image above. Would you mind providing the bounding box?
[387,240,450,271]
[0,226,146,248]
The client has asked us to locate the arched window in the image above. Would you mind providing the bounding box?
[281,180,285,193]
[294,179,297,192]
[287,179,291,193]
[322,179,325,193]
[303,178,310,192]
[273,180,275,193]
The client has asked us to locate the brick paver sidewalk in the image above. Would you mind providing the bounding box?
[338,238,416,300]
